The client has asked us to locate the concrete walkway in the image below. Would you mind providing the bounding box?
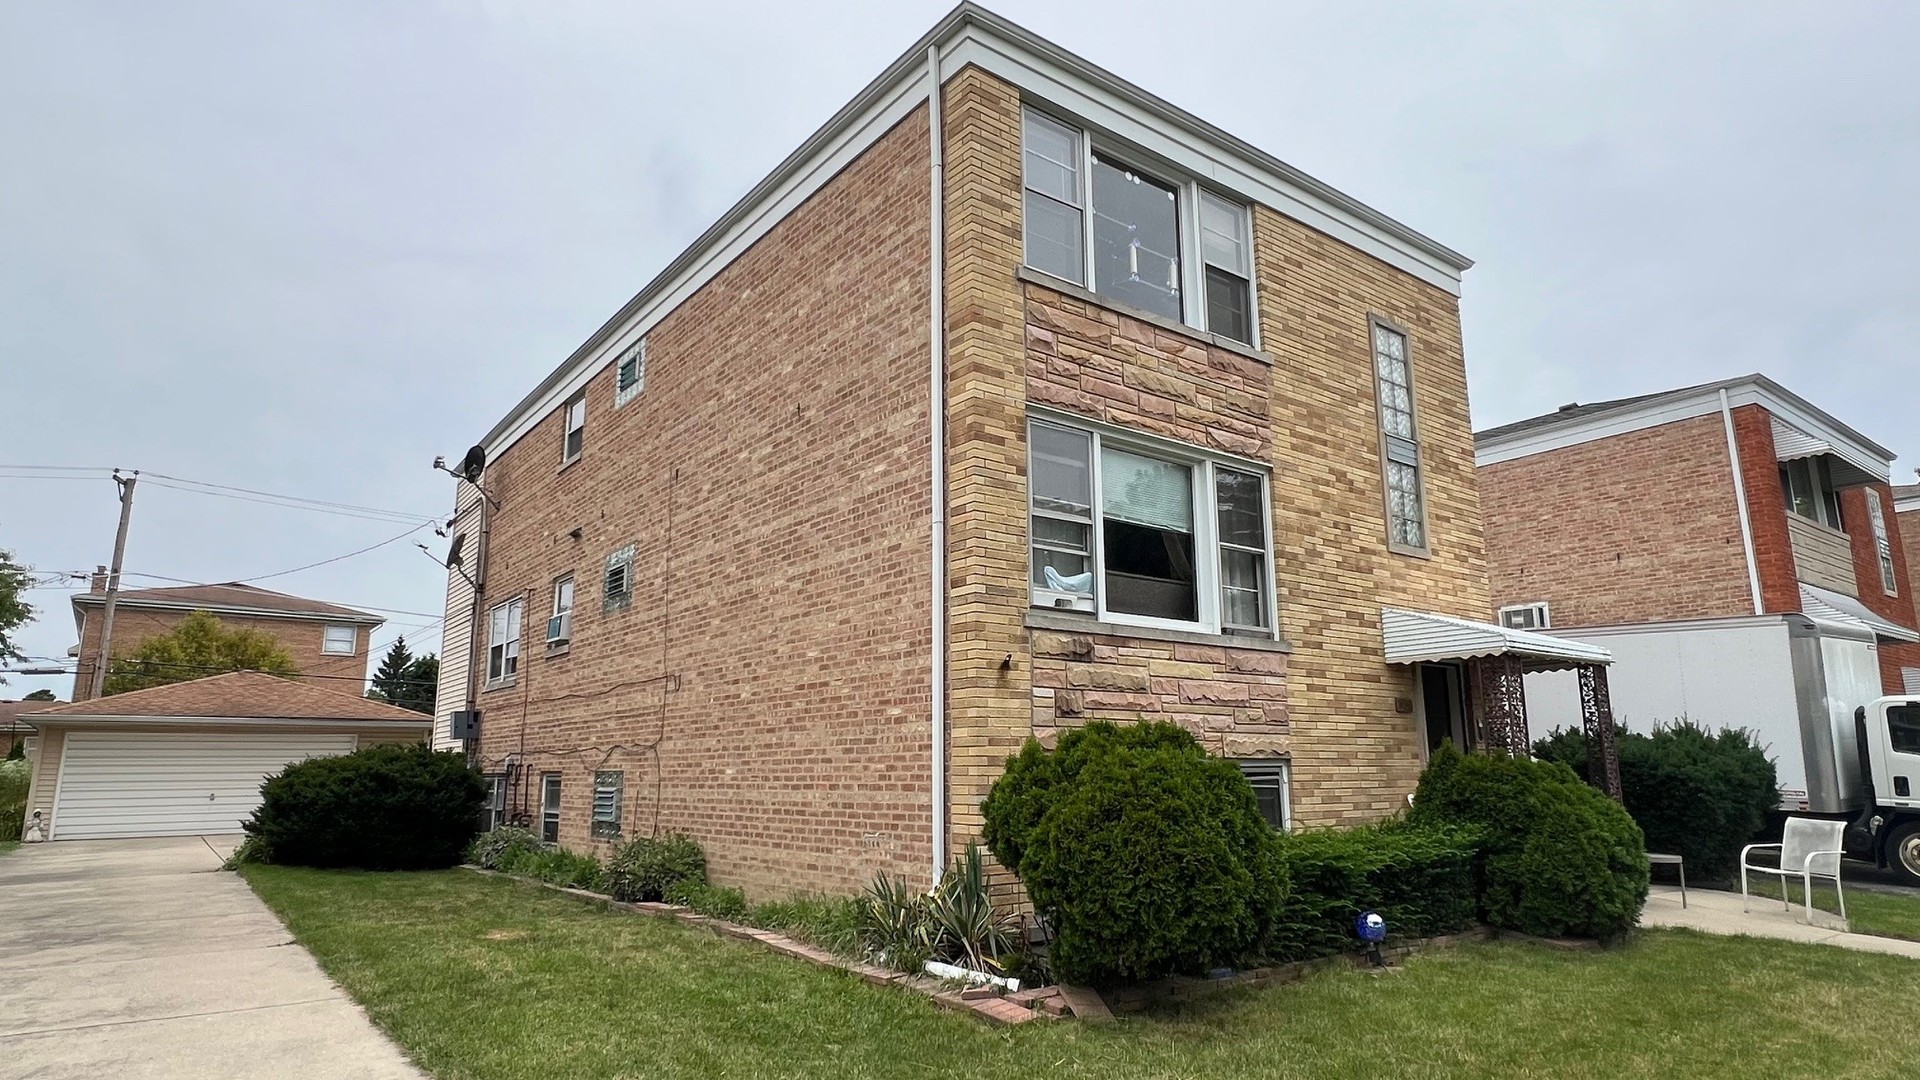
[0,836,425,1079]
[1642,883,1920,959]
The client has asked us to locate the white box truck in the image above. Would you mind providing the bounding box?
[1527,613,1920,883]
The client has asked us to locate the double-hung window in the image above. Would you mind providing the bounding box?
[1867,488,1898,594]
[547,576,574,645]
[561,393,586,463]
[615,338,647,407]
[1372,319,1428,553]
[540,773,562,844]
[484,774,507,830]
[1029,416,1274,635]
[591,770,623,839]
[321,624,356,656]
[486,597,523,686]
[1022,107,1257,346]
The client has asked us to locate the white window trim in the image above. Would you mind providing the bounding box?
[320,624,356,656]
[540,773,562,844]
[561,392,587,464]
[615,338,647,408]
[486,597,524,687]
[486,774,508,830]
[1236,758,1292,832]
[547,576,574,645]
[1023,105,1261,349]
[1498,602,1551,631]
[591,770,624,839]
[1370,314,1430,556]
[1028,410,1277,639]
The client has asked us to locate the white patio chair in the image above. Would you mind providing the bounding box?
[1741,817,1847,924]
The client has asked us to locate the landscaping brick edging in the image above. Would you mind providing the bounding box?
[465,867,1514,1023]
[461,867,1063,1025]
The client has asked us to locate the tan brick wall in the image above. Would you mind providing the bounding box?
[941,66,1490,840]
[72,607,378,702]
[472,105,934,897]
[1480,414,1754,627]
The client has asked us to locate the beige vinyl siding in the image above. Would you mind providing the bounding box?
[1788,513,1858,596]
[26,728,63,819]
[434,485,482,749]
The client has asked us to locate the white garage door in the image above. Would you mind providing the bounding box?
[52,731,358,841]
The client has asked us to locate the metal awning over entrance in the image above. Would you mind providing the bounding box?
[1382,608,1622,801]
[1772,417,1886,488]
[1800,582,1920,644]
[1381,608,1613,670]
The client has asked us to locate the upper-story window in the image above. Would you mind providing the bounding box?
[320,624,356,656]
[1867,488,1898,595]
[561,393,587,464]
[486,597,523,686]
[1780,458,1843,530]
[1021,107,1256,347]
[547,576,575,646]
[1029,415,1273,635]
[615,338,647,408]
[1371,319,1428,553]
[603,544,635,613]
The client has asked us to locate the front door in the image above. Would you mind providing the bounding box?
[1419,663,1468,756]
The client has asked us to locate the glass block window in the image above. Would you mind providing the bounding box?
[603,544,635,613]
[591,770,623,839]
[1868,488,1898,595]
[616,338,647,407]
[1373,321,1427,551]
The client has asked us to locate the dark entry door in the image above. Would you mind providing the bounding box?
[1420,663,1467,755]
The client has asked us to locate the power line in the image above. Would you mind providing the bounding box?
[235,521,438,583]
[13,659,439,690]
[2,464,441,526]
[141,472,439,524]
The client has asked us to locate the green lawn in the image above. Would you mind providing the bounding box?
[1738,878,1920,942]
[243,866,1920,1080]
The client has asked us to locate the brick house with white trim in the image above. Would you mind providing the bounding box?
[436,4,1590,896]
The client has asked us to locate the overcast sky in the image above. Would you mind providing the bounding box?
[4,1,1916,700]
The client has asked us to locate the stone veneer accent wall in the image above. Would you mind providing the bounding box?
[1030,629,1290,757]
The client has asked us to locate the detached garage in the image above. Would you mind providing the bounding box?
[19,671,432,842]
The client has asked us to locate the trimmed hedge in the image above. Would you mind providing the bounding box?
[607,833,706,902]
[1413,744,1648,939]
[1535,722,1777,881]
[981,721,1287,986]
[243,743,486,870]
[1271,819,1480,960]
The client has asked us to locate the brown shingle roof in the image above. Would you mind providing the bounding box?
[0,699,58,731]
[70,582,383,624]
[25,671,430,724]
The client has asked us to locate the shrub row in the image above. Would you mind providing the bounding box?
[607,834,706,902]
[1534,722,1777,880]
[1269,819,1480,961]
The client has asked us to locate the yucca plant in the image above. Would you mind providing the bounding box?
[926,842,1018,972]
[858,870,936,973]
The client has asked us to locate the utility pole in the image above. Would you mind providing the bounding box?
[87,470,138,700]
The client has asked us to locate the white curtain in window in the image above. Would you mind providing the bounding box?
[1101,449,1192,531]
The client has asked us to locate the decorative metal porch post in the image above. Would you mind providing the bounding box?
[1577,664,1624,802]
[1470,654,1531,756]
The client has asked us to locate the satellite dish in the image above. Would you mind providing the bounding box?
[446,533,467,568]
[458,445,487,484]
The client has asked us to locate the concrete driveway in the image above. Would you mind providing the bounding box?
[0,837,424,1079]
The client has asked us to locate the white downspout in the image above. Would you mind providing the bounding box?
[926,42,948,887]
[1721,389,1765,614]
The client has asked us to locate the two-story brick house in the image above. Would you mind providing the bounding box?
[68,578,385,702]
[1477,375,1920,811]
[1899,481,1920,692]
[440,3,1609,896]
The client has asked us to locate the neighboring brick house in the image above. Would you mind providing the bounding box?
[441,4,1597,897]
[2,699,55,756]
[1477,375,1920,811]
[68,579,385,702]
[1899,481,1920,692]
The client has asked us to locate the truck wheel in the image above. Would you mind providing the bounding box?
[1887,820,1920,887]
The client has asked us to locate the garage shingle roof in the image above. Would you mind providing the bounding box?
[69,582,383,624]
[25,671,430,723]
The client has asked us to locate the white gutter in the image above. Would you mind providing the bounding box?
[926,42,948,888]
[1721,389,1765,614]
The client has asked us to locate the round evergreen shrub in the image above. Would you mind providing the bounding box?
[980,721,1287,986]
[1412,743,1647,939]
[243,743,486,870]
[468,825,541,870]
[607,833,707,902]
[1535,721,1777,881]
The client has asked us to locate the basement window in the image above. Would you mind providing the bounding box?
[1236,760,1292,831]
[591,770,624,839]
[1028,415,1274,636]
[1021,107,1258,346]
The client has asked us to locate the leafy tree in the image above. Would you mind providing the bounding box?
[370,638,414,703]
[23,689,55,701]
[0,548,34,683]
[103,610,296,696]
[398,654,438,715]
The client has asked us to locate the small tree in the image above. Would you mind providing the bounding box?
[23,689,55,701]
[0,548,34,683]
[104,611,296,696]
[369,638,414,703]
